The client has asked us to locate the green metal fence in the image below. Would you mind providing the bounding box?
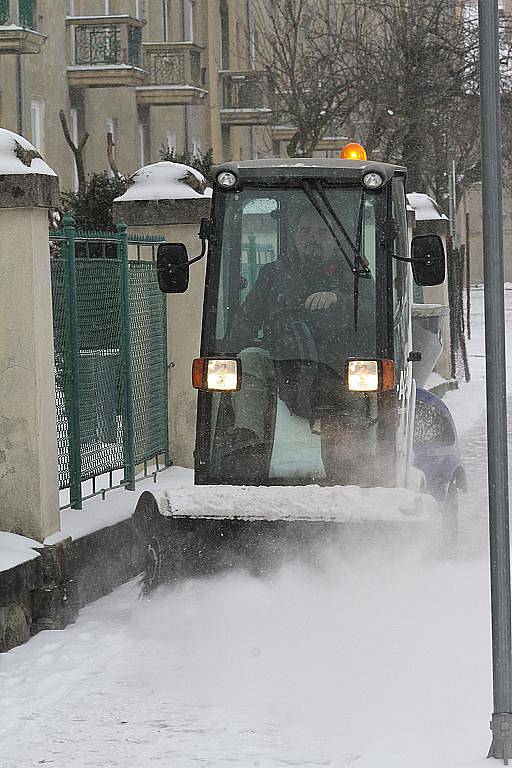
[50,214,169,509]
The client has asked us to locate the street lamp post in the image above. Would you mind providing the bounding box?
[478,1,512,761]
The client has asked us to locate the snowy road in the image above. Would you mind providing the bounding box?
[0,288,504,768]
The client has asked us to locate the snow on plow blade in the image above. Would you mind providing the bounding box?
[140,476,441,591]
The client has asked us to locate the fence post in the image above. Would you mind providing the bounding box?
[118,219,136,491]
[63,212,82,510]
[0,129,60,539]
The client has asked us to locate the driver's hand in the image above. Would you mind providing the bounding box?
[305,291,338,312]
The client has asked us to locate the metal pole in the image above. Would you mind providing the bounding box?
[466,212,471,340]
[478,1,512,761]
[452,159,458,247]
[63,212,82,510]
[117,220,136,491]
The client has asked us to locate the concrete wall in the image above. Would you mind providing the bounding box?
[459,183,512,286]
[82,87,143,178]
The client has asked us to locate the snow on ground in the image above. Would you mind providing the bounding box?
[0,286,502,767]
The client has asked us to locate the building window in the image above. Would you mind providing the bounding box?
[106,116,117,178]
[163,0,169,40]
[138,123,146,167]
[222,125,231,160]
[30,99,44,153]
[184,0,194,42]
[220,0,229,70]
[166,130,177,155]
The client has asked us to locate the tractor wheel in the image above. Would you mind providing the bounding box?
[142,536,162,595]
[441,477,459,554]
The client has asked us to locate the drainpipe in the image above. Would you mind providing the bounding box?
[16,52,25,136]
[246,0,257,158]
[182,0,191,153]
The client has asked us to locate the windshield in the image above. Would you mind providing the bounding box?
[202,184,388,485]
[214,186,380,356]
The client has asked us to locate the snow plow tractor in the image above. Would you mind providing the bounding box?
[145,145,465,587]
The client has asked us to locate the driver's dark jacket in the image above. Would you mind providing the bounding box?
[227,255,374,369]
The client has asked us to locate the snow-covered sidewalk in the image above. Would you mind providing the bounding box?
[0,286,500,767]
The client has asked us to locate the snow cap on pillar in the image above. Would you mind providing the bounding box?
[113,161,212,226]
[406,192,449,237]
[0,128,59,208]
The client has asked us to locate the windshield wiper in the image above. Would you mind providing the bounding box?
[300,180,358,276]
[307,180,371,279]
[301,180,371,331]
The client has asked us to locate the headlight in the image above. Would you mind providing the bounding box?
[192,358,241,391]
[217,171,237,188]
[347,359,395,392]
[347,360,379,391]
[363,172,383,190]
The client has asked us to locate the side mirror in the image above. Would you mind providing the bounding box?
[157,243,189,293]
[411,235,446,286]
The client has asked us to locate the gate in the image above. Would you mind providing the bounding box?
[50,213,168,509]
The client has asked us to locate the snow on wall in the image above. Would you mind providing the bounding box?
[0,532,41,571]
[406,192,448,221]
[0,128,56,176]
[115,161,212,202]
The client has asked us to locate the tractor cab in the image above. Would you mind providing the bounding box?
[157,154,445,490]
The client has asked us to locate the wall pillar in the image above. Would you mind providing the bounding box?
[113,166,210,469]
[0,134,61,541]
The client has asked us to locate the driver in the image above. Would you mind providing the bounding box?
[226,207,371,475]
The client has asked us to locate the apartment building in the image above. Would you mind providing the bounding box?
[457,0,512,283]
[0,0,276,192]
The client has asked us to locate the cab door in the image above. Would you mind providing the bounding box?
[391,177,414,486]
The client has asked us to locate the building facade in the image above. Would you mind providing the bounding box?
[0,0,278,192]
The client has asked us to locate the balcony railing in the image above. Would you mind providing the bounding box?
[0,0,46,53]
[220,70,273,125]
[66,15,145,88]
[136,42,208,107]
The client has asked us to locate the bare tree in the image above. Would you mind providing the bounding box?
[352,1,512,203]
[252,0,366,157]
[59,110,89,197]
[253,0,512,207]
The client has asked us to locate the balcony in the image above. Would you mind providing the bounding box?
[136,42,207,107]
[220,71,272,125]
[66,15,145,88]
[0,0,46,53]
[272,125,349,154]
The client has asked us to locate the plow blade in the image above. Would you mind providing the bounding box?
[137,482,442,591]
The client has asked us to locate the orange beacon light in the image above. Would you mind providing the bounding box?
[340,142,367,161]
